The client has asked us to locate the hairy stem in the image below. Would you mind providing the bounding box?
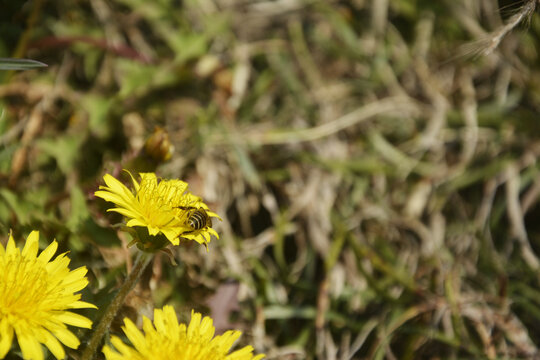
[81,252,152,360]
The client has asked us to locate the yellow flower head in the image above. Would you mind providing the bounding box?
[94,171,220,249]
[103,306,264,360]
[0,231,97,360]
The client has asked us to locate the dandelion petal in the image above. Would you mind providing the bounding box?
[102,306,264,360]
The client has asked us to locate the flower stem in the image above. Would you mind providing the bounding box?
[81,252,152,360]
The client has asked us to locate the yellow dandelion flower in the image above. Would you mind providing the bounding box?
[94,171,220,249]
[0,231,97,360]
[103,306,264,360]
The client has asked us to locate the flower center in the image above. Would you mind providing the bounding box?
[0,255,57,322]
[136,177,195,227]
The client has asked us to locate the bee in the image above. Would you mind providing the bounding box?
[176,206,212,231]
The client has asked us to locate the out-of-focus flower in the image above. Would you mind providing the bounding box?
[0,231,96,360]
[103,306,264,360]
[95,171,220,250]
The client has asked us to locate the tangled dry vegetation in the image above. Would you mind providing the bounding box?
[2,0,540,359]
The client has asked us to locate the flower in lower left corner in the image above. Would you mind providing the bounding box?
[0,231,97,360]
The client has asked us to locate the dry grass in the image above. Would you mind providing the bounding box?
[2,0,540,359]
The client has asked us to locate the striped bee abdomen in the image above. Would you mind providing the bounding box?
[187,209,210,230]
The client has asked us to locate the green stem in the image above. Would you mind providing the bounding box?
[81,252,152,360]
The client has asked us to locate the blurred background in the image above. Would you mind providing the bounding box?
[2,0,540,359]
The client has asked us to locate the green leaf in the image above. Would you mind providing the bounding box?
[0,143,17,174]
[80,95,114,139]
[0,58,47,70]
[170,33,207,63]
[36,135,83,174]
[0,188,31,224]
[116,60,179,99]
[66,186,90,232]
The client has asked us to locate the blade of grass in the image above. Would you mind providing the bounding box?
[0,58,47,70]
